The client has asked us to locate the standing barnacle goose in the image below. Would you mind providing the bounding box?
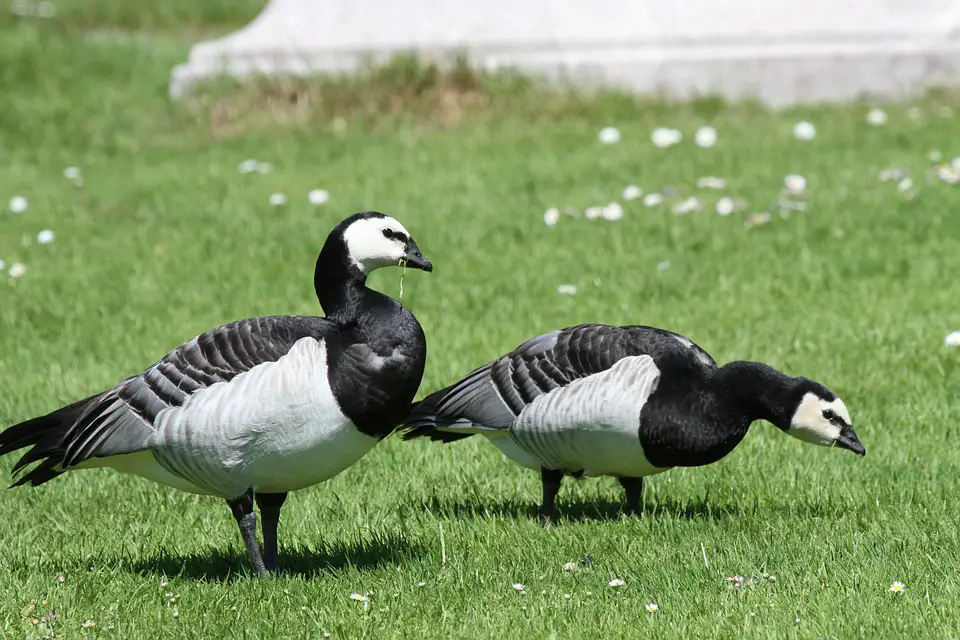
[403,323,865,525]
[0,211,433,576]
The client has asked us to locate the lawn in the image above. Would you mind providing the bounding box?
[2,3,960,638]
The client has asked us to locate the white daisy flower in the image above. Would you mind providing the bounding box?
[557,284,577,296]
[643,193,663,207]
[8,263,26,278]
[9,0,30,16]
[608,579,626,588]
[584,206,603,221]
[63,166,82,180]
[889,581,905,593]
[879,168,908,182]
[36,229,54,245]
[307,189,330,206]
[936,165,959,184]
[9,196,27,214]
[696,176,726,190]
[237,159,259,174]
[562,562,578,572]
[672,197,700,215]
[944,331,960,347]
[651,127,682,148]
[897,178,914,193]
[622,185,643,201]
[645,603,659,613]
[543,207,560,227]
[745,212,772,228]
[784,174,807,195]
[716,197,735,216]
[512,583,526,592]
[602,202,624,221]
[349,593,368,602]
[694,126,717,148]
[81,620,96,629]
[778,198,807,212]
[598,127,621,145]
[793,121,816,140]
[417,580,426,587]
[724,576,746,588]
[866,108,888,126]
[268,193,287,206]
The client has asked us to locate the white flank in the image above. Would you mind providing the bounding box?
[507,356,668,477]
[146,338,377,497]
[487,435,545,470]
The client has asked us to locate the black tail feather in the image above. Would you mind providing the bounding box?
[401,425,474,443]
[0,393,101,487]
[11,458,62,488]
[399,398,477,444]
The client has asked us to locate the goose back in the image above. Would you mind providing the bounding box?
[404,323,760,474]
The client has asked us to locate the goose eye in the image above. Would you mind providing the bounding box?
[382,228,394,238]
[822,409,836,421]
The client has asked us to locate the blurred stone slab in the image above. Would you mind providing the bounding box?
[170,0,960,106]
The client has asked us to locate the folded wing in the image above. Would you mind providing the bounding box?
[0,315,334,486]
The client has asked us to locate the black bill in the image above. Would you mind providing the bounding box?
[835,426,866,456]
[403,239,433,272]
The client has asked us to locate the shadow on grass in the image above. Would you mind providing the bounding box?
[416,494,742,524]
[127,532,422,582]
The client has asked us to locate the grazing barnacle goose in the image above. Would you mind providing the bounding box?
[0,211,433,576]
[403,323,864,526]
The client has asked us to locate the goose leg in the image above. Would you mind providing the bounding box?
[618,477,644,517]
[539,468,564,527]
[227,489,269,577]
[255,492,288,573]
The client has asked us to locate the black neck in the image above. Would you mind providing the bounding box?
[314,238,367,321]
[710,361,798,430]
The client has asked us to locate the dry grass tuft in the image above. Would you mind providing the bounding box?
[187,55,531,138]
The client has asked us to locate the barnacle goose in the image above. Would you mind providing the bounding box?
[0,211,433,575]
[403,323,865,525]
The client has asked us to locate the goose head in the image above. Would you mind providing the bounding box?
[340,212,433,274]
[785,381,865,456]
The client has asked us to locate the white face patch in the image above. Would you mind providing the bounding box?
[787,392,851,447]
[341,215,411,273]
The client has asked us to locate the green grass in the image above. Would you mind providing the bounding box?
[2,3,960,638]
